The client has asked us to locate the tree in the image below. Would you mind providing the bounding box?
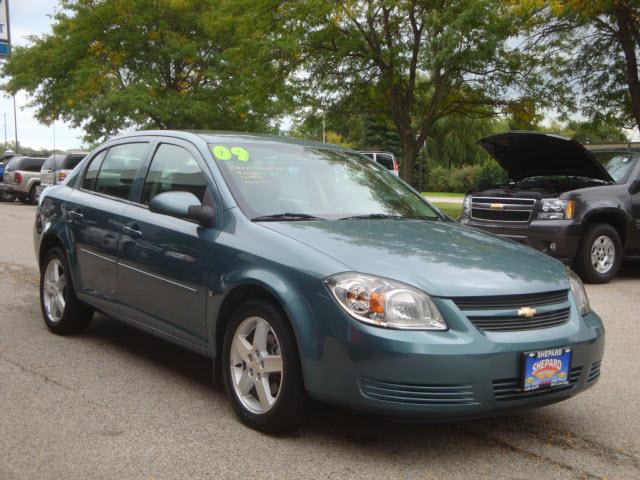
[518,1,640,134]
[2,0,295,143]
[282,0,557,184]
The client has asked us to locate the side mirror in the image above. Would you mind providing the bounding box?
[149,191,215,227]
[629,179,640,195]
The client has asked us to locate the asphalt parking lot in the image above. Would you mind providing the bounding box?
[0,202,639,479]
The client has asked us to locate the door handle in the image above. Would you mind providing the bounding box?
[123,225,143,238]
[68,210,84,220]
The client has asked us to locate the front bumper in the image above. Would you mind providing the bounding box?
[305,296,604,420]
[459,218,582,263]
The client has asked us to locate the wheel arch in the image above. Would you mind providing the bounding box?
[209,274,320,385]
[582,208,630,248]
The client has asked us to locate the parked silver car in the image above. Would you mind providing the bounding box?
[36,152,87,200]
[0,156,46,204]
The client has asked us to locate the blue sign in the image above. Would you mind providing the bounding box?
[0,42,7,56]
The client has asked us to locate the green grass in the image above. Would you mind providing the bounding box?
[421,191,465,198]
[432,202,462,219]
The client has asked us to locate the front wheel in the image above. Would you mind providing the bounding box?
[40,247,93,335]
[222,299,308,433]
[574,223,622,284]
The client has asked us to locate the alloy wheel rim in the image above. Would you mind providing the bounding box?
[230,316,283,415]
[43,258,66,323]
[590,235,616,274]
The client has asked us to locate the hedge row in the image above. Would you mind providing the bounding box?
[422,161,508,193]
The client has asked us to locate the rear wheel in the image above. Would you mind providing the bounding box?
[222,299,308,433]
[18,193,29,204]
[575,223,622,284]
[28,185,38,204]
[40,247,93,335]
[0,190,16,202]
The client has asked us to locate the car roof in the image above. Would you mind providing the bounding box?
[109,130,355,152]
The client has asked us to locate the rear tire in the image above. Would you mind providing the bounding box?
[222,298,308,433]
[40,247,93,335]
[18,193,29,204]
[0,190,16,202]
[28,186,38,205]
[574,223,622,284]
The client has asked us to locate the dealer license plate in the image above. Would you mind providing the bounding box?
[522,348,571,392]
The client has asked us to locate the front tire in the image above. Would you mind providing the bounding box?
[40,247,93,335]
[222,299,308,433]
[575,223,622,284]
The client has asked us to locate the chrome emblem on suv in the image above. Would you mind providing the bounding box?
[518,307,537,318]
[490,203,505,210]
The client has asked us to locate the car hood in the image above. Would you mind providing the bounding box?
[262,219,568,297]
[479,131,614,182]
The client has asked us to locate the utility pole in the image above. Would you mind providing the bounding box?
[322,112,326,143]
[3,112,6,149]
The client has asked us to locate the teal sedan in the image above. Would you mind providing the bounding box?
[34,131,604,432]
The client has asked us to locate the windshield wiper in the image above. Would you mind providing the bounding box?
[339,213,434,220]
[251,213,325,222]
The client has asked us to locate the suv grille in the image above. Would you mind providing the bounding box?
[452,290,570,332]
[470,196,535,223]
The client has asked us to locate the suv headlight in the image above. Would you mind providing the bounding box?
[460,195,472,219]
[567,268,590,315]
[538,199,574,220]
[325,273,447,330]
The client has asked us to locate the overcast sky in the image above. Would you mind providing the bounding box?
[1,0,85,150]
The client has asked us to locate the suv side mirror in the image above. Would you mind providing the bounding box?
[629,179,640,195]
[150,191,215,227]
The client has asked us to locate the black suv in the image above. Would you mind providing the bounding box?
[459,132,640,283]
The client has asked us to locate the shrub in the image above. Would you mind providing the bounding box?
[476,160,508,190]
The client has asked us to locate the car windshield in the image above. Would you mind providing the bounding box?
[602,154,637,183]
[210,142,441,221]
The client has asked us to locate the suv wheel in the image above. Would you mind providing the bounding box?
[222,299,308,433]
[0,191,16,202]
[28,186,38,205]
[17,193,29,204]
[575,223,622,284]
[40,247,93,335]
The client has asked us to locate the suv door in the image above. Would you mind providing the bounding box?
[66,142,150,312]
[117,140,216,346]
[630,156,640,252]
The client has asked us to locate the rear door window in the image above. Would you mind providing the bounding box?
[64,154,86,170]
[24,158,45,172]
[141,143,208,204]
[94,143,149,200]
[375,153,395,170]
[82,150,107,191]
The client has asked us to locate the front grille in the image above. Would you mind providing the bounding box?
[471,209,530,222]
[587,361,601,383]
[467,308,570,332]
[493,367,582,402]
[452,290,568,310]
[452,290,570,332]
[359,378,477,406]
[470,196,535,223]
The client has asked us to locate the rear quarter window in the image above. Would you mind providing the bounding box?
[375,153,395,170]
[64,155,86,170]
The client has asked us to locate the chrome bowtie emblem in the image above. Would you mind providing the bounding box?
[518,307,537,318]
[490,203,505,211]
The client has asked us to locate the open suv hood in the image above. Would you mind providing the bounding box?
[478,131,614,182]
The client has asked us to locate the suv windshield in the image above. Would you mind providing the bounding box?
[602,154,637,183]
[211,143,441,221]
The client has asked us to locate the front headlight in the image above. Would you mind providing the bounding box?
[538,199,574,220]
[567,268,590,315]
[325,273,447,330]
[460,195,472,219]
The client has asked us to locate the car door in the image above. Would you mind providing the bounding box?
[116,140,216,346]
[630,157,640,252]
[66,142,150,312]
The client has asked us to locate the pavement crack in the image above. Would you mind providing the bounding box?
[456,424,607,480]
[0,352,78,392]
